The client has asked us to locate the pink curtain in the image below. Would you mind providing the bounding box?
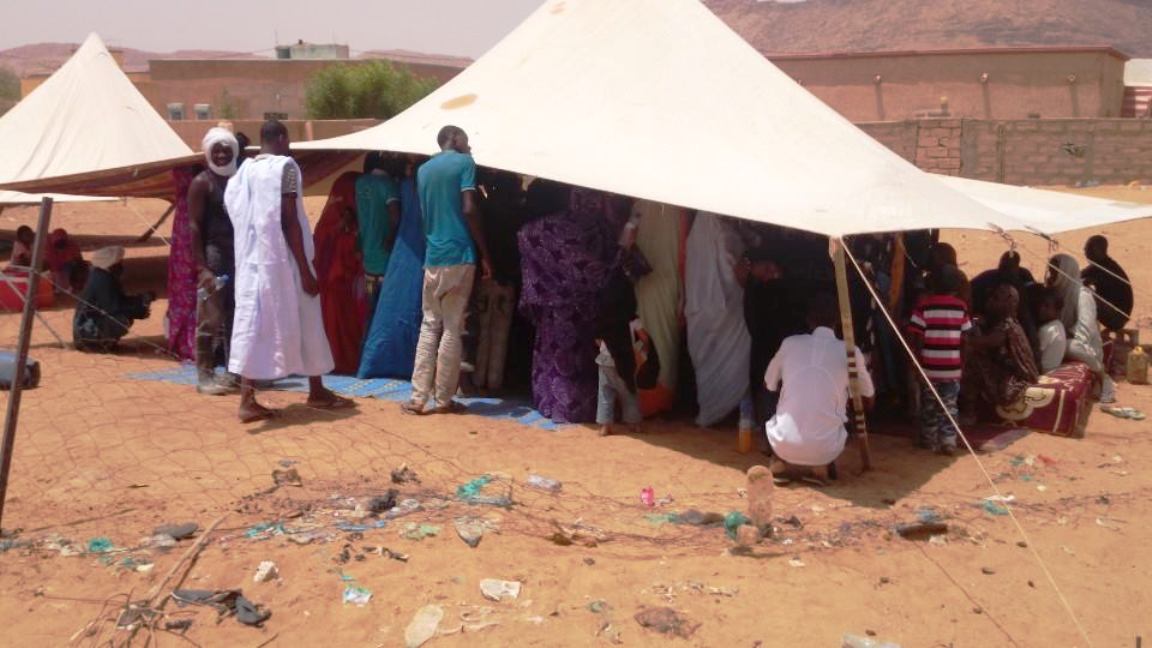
[165,166,201,360]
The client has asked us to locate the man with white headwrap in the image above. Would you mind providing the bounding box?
[224,120,352,423]
[187,126,240,395]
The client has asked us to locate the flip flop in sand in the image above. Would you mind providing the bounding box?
[1102,406,1146,420]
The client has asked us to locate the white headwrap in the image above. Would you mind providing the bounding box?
[201,127,239,177]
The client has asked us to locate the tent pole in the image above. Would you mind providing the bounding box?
[0,197,53,530]
[134,203,176,244]
[832,237,872,472]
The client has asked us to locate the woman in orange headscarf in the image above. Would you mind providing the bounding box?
[313,172,368,374]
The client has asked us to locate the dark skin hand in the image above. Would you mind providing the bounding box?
[187,172,225,291]
[281,191,319,297]
[462,190,493,279]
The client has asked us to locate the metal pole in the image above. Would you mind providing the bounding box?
[832,237,873,472]
[0,197,54,529]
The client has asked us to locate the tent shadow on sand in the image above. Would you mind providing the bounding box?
[613,416,1028,511]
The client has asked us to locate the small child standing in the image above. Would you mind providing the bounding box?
[1035,287,1068,373]
[595,330,642,436]
[908,265,973,455]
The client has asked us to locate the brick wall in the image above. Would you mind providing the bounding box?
[859,118,1152,186]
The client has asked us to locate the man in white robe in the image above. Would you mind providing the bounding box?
[224,119,352,423]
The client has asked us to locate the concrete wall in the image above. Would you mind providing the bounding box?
[859,118,1152,186]
[774,49,1128,121]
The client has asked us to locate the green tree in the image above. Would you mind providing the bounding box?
[0,66,20,116]
[304,60,437,120]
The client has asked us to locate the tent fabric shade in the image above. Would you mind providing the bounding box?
[294,0,1152,238]
[0,34,195,201]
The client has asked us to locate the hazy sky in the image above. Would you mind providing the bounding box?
[0,0,545,57]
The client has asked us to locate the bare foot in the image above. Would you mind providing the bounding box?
[429,401,467,415]
[599,424,613,437]
[401,401,427,416]
[306,388,354,410]
[239,401,275,424]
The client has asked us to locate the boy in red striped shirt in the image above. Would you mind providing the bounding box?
[908,265,973,455]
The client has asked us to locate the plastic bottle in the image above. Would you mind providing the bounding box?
[1127,346,1149,385]
[525,474,562,493]
[197,274,229,301]
[842,634,901,648]
[640,487,655,507]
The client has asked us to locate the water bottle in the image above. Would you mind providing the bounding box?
[198,274,229,301]
[525,474,562,494]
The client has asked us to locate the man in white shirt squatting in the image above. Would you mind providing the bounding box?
[224,120,354,423]
[763,293,874,485]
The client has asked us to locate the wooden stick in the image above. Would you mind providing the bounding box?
[134,203,176,244]
[832,238,873,471]
[144,514,227,605]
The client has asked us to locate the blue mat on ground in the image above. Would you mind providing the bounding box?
[127,364,558,431]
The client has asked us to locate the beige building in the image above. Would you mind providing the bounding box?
[769,46,1129,121]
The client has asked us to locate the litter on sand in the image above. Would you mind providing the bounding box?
[342,585,373,606]
[634,607,699,639]
[480,579,522,602]
[405,605,443,648]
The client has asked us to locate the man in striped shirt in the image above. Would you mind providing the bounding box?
[908,265,972,455]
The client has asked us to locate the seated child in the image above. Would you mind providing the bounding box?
[1035,287,1068,373]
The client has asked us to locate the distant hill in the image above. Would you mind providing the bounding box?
[705,0,1152,57]
[0,43,266,77]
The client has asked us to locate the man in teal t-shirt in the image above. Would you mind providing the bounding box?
[402,125,492,416]
[355,152,401,311]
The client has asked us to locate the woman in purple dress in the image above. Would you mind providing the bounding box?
[517,183,621,424]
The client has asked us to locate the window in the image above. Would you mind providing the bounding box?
[194,104,212,120]
[167,103,185,121]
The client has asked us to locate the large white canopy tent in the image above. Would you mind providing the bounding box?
[0,33,195,205]
[296,0,1152,237]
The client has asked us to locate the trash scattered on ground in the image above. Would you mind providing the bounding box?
[589,600,611,614]
[336,520,388,533]
[779,515,804,530]
[634,607,699,639]
[272,468,303,488]
[172,589,271,627]
[457,475,512,507]
[254,560,279,583]
[895,522,949,541]
[455,517,486,548]
[86,537,114,554]
[597,620,624,644]
[644,513,680,526]
[164,618,193,632]
[342,585,373,607]
[245,522,287,540]
[552,523,610,547]
[401,523,441,541]
[842,633,902,648]
[118,556,153,572]
[735,524,762,547]
[366,490,398,516]
[708,586,739,597]
[981,567,995,575]
[983,494,1016,503]
[363,545,409,562]
[387,499,423,520]
[391,464,420,485]
[677,509,725,526]
[980,501,1010,516]
[480,579,522,602]
[526,474,562,493]
[788,557,806,568]
[153,523,199,540]
[723,512,750,540]
[640,487,655,507]
[746,465,775,530]
[928,535,948,546]
[145,534,178,550]
[915,508,942,524]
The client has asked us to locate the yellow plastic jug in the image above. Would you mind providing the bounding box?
[1127,346,1149,385]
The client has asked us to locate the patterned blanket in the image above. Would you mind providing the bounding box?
[994,362,1098,438]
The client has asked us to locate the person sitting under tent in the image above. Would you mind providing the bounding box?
[1048,253,1115,404]
[970,250,1038,358]
[8,226,34,268]
[763,293,874,485]
[73,246,152,352]
[1081,235,1134,334]
[45,229,87,293]
[1035,287,1069,373]
[962,283,1039,419]
[224,119,352,423]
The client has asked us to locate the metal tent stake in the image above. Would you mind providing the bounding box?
[0,197,54,529]
[832,237,873,472]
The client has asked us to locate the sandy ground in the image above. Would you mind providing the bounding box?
[0,191,1149,648]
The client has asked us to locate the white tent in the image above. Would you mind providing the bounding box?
[297,0,1152,237]
[0,33,195,203]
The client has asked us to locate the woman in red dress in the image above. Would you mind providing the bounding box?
[313,172,368,374]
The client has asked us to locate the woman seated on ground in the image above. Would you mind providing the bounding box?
[962,283,1039,418]
[73,246,153,352]
[45,228,88,293]
[1048,253,1115,403]
[8,226,35,269]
